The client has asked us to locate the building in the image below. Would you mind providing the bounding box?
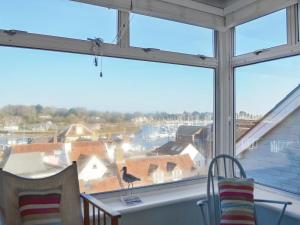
[3,143,66,178]
[176,125,203,144]
[152,141,206,168]
[118,154,197,187]
[58,123,93,142]
[2,141,111,190]
[175,125,213,162]
[236,84,300,193]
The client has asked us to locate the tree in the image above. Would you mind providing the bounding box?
[35,104,43,114]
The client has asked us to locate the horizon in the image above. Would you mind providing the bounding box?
[1,1,299,116]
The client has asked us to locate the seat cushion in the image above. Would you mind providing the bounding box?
[18,188,62,225]
[218,178,255,225]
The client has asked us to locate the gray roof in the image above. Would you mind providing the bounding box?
[153,141,192,155]
[176,126,203,137]
[3,152,51,176]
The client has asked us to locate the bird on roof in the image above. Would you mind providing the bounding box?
[121,166,141,191]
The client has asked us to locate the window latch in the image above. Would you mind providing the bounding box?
[3,29,28,36]
[197,54,207,60]
[254,49,267,55]
[142,48,160,53]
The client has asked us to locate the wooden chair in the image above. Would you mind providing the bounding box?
[0,161,121,225]
[197,154,291,225]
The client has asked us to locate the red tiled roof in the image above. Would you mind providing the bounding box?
[118,154,196,185]
[12,143,64,153]
[70,141,107,162]
[79,176,122,194]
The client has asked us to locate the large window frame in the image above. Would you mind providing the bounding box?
[231,4,300,195]
[2,0,300,196]
[0,2,217,194]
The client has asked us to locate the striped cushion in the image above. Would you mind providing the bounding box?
[18,188,62,225]
[218,178,255,225]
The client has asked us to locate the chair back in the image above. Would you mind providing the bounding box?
[206,154,246,225]
[0,162,82,225]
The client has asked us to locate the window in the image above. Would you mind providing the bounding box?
[0,0,117,42]
[131,14,214,56]
[235,56,300,194]
[235,9,287,55]
[0,47,214,194]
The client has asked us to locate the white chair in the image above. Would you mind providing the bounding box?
[0,162,121,225]
[197,154,291,225]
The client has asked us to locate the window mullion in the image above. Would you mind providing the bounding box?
[117,10,130,48]
[287,5,298,46]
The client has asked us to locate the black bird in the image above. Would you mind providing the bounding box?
[121,166,141,189]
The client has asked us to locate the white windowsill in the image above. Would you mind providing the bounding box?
[254,184,300,220]
[93,178,207,214]
[92,179,300,221]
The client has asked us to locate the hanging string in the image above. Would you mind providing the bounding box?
[88,38,104,77]
[88,0,135,78]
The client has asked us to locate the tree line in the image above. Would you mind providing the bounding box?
[0,104,214,125]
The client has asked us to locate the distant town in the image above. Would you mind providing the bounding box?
[0,104,261,194]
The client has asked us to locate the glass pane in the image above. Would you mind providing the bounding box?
[235,56,300,194]
[0,0,116,42]
[235,9,287,55]
[131,14,214,56]
[0,47,214,193]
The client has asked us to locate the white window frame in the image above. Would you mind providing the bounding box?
[2,0,299,195]
[0,1,217,193]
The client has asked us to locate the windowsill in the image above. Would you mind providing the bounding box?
[92,179,300,220]
[254,184,300,220]
[92,178,207,214]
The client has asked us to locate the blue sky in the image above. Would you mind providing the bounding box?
[0,1,298,115]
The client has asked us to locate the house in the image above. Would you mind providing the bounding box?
[2,141,111,188]
[3,152,64,178]
[176,125,203,144]
[68,141,107,162]
[79,176,122,194]
[118,154,197,187]
[235,119,258,140]
[77,155,108,181]
[152,141,206,168]
[236,84,300,193]
[3,143,66,178]
[3,125,19,132]
[58,123,93,142]
[175,125,213,161]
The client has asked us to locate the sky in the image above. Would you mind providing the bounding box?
[0,1,299,115]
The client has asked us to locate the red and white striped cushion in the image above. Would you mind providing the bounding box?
[18,188,62,225]
[218,178,255,225]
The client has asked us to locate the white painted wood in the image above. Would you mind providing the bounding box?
[287,5,298,45]
[192,0,224,8]
[223,0,257,15]
[71,0,225,30]
[232,43,300,67]
[118,11,130,48]
[161,0,224,16]
[215,29,234,155]
[226,0,298,28]
[0,30,217,68]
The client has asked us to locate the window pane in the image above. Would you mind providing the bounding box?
[0,47,214,194]
[235,9,287,55]
[235,56,300,194]
[0,0,116,42]
[131,14,214,56]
